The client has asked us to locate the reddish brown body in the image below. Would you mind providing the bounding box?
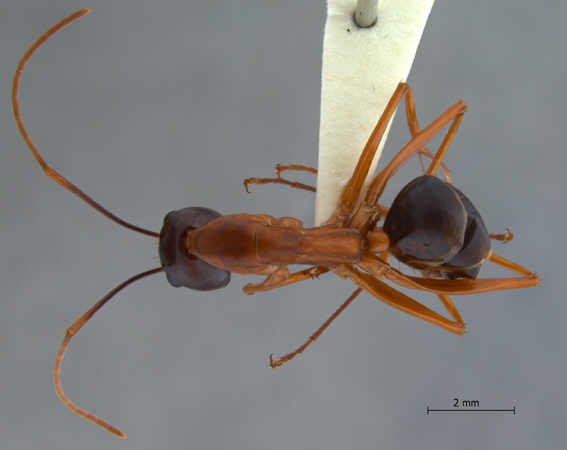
[190,213,364,275]
[13,10,539,439]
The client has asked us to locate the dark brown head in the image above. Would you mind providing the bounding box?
[158,207,231,290]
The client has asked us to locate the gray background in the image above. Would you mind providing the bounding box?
[1,1,565,449]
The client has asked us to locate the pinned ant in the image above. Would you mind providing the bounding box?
[14,10,538,439]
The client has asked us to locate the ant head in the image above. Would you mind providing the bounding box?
[159,207,231,290]
[383,176,467,268]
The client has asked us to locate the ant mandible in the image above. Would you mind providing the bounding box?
[13,10,538,439]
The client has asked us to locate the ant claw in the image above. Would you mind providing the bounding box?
[489,228,514,243]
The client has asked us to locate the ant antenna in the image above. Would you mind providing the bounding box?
[54,267,163,439]
[12,9,159,239]
[13,10,166,438]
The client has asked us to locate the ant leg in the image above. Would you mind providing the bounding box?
[244,164,317,193]
[365,234,462,323]
[404,90,452,182]
[425,112,464,177]
[489,228,513,243]
[324,83,411,226]
[372,98,465,198]
[489,253,533,276]
[243,266,330,294]
[437,294,463,324]
[276,216,304,228]
[400,272,539,295]
[334,264,465,335]
[269,288,362,368]
[373,234,461,323]
[274,164,317,177]
[357,252,538,295]
[244,178,315,193]
[485,231,532,274]
[349,99,467,233]
[252,214,303,228]
[243,266,289,293]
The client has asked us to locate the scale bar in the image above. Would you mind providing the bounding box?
[427,406,515,414]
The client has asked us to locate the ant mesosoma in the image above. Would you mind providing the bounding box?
[13,10,538,439]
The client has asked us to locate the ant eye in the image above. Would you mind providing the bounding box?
[163,210,177,223]
[165,272,182,288]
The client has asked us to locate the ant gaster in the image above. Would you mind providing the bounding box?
[13,10,538,439]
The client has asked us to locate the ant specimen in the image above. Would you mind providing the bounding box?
[13,10,538,439]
